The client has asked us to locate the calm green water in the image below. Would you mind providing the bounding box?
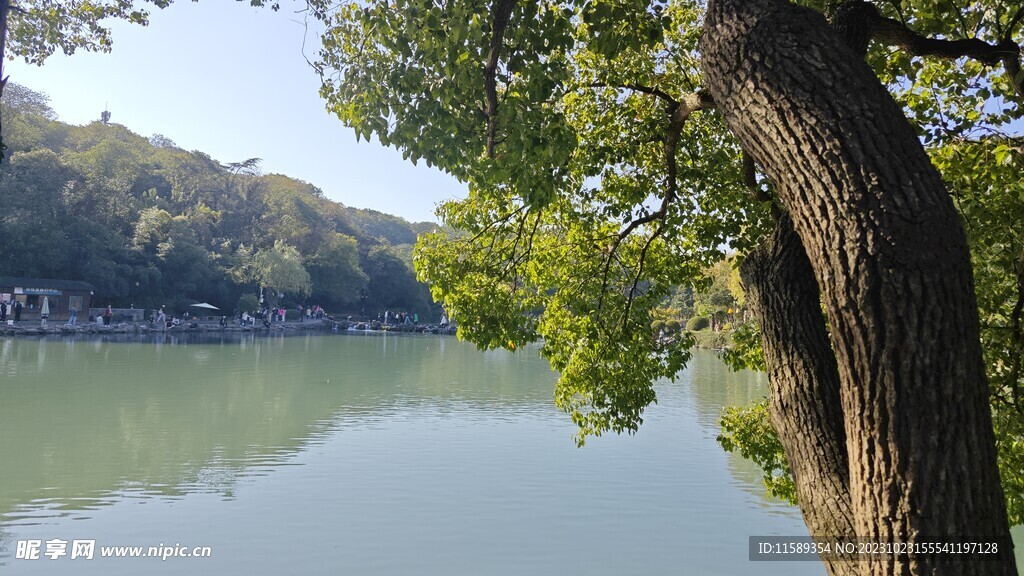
[0,333,1020,574]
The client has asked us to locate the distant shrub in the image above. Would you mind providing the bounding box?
[237,294,260,315]
[693,329,731,350]
[686,316,710,331]
[285,309,302,320]
[651,320,666,334]
[666,319,682,333]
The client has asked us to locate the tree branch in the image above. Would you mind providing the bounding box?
[470,204,527,243]
[664,91,715,209]
[594,90,713,314]
[873,18,1018,66]
[587,82,679,105]
[622,224,665,331]
[1007,6,1024,40]
[833,1,1023,97]
[484,0,516,158]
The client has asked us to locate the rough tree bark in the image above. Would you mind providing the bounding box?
[741,215,857,576]
[702,0,1016,574]
[0,0,10,161]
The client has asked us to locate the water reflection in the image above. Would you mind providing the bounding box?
[0,333,558,525]
[4,334,1008,574]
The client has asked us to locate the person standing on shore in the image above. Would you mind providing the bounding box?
[68,307,78,327]
[103,305,112,326]
[0,301,7,323]
[14,300,23,322]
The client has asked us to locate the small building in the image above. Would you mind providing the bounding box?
[0,277,96,321]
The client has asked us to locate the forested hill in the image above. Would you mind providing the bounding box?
[0,83,440,317]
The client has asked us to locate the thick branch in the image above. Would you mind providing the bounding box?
[873,18,1019,66]
[741,217,857,576]
[835,0,1018,63]
[664,91,714,212]
[833,0,1023,97]
[484,0,516,158]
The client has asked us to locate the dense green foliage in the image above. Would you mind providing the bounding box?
[0,83,437,316]
[718,401,795,502]
[321,0,752,444]
[685,316,709,331]
[316,0,1023,517]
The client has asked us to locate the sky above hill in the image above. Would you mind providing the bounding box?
[6,1,467,223]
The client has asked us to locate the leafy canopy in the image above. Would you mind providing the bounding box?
[251,240,312,298]
[321,0,769,443]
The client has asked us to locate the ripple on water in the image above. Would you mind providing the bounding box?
[0,339,825,575]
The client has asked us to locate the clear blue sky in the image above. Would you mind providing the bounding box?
[7,1,466,223]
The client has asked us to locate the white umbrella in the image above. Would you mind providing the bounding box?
[189,303,220,310]
[41,296,50,317]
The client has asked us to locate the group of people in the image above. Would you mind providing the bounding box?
[238,304,327,328]
[0,300,24,323]
[0,300,111,327]
[152,306,193,329]
[381,310,419,325]
[296,304,327,322]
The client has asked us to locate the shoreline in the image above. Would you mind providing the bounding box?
[0,318,457,338]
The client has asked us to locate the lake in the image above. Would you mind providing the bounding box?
[1,333,1020,574]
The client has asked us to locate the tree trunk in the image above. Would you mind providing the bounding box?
[702,1,1016,575]
[741,215,857,576]
[0,0,10,161]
